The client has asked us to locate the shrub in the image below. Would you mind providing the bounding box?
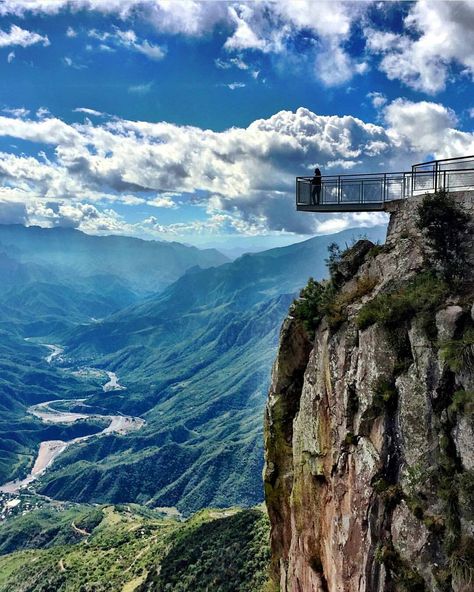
[416,191,469,284]
[441,328,474,374]
[448,390,474,415]
[450,536,474,589]
[371,377,398,414]
[293,277,327,337]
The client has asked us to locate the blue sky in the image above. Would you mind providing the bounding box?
[0,1,473,250]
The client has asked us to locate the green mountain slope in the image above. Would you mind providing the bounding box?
[0,501,270,592]
[0,225,228,483]
[34,226,387,514]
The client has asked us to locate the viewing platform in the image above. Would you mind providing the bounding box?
[296,155,474,213]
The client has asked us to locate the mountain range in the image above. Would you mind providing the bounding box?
[0,223,387,513]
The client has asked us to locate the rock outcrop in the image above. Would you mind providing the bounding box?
[264,191,474,592]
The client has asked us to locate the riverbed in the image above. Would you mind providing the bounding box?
[0,344,144,494]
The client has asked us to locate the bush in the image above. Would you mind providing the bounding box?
[293,277,327,337]
[416,191,469,284]
[441,328,474,374]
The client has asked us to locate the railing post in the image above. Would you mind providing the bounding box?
[338,176,341,204]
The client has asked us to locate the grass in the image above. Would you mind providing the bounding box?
[356,272,448,333]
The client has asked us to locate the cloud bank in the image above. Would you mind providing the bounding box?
[0,100,472,237]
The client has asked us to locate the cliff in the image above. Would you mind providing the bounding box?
[264,191,474,592]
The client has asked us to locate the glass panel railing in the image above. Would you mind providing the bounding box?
[296,156,474,209]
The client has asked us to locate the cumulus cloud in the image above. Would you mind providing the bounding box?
[224,82,246,90]
[7,50,15,63]
[366,1,474,94]
[383,99,474,156]
[2,107,30,118]
[0,24,49,48]
[2,0,472,93]
[0,1,370,87]
[0,102,472,236]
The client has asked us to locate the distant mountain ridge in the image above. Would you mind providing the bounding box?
[0,224,229,295]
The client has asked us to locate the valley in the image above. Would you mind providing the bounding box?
[0,224,387,513]
[0,344,145,495]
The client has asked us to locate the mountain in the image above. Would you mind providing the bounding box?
[0,225,228,295]
[0,225,228,485]
[32,226,388,514]
[264,193,474,590]
[0,499,270,592]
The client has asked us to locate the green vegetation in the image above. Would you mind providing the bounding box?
[356,272,448,333]
[375,542,426,591]
[441,328,474,374]
[448,389,474,416]
[26,226,385,514]
[0,504,270,592]
[416,191,469,283]
[140,509,270,592]
[293,240,379,336]
[293,277,327,336]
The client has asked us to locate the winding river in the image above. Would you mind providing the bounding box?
[0,345,144,495]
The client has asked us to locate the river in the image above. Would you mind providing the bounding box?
[0,345,145,495]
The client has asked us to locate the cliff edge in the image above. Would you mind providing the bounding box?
[264,191,474,592]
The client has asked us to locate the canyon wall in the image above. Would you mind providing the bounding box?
[264,192,474,592]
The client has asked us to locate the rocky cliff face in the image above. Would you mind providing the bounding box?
[264,192,474,592]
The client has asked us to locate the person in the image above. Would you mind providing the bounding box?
[311,167,322,205]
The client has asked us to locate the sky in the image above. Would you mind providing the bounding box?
[0,0,473,250]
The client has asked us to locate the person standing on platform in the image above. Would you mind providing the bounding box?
[311,168,322,205]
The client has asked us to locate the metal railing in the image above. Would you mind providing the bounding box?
[296,155,474,209]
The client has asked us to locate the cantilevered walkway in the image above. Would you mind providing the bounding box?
[296,155,474,213]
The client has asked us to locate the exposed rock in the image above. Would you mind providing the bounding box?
[437,306,463,342]
[264,191,474,592]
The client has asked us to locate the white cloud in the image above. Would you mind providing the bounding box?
[36,107,50,118]
[74,107,103,116]
[0,24,49,48]
[2,107,30,118]
[225,82,246,90]
[0,102,472,236]
[0,1,370,86]
[128,82,153,94]
[88,27,165,60]
[215,56,249,70]
[66,26,77,37]
[383,99,474,156]
[367,91,387,109]
[7,50,15,63]
[63,56,87,69]
[2,0,472,93]
[366,1,474,94]
[148,194,178,209]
